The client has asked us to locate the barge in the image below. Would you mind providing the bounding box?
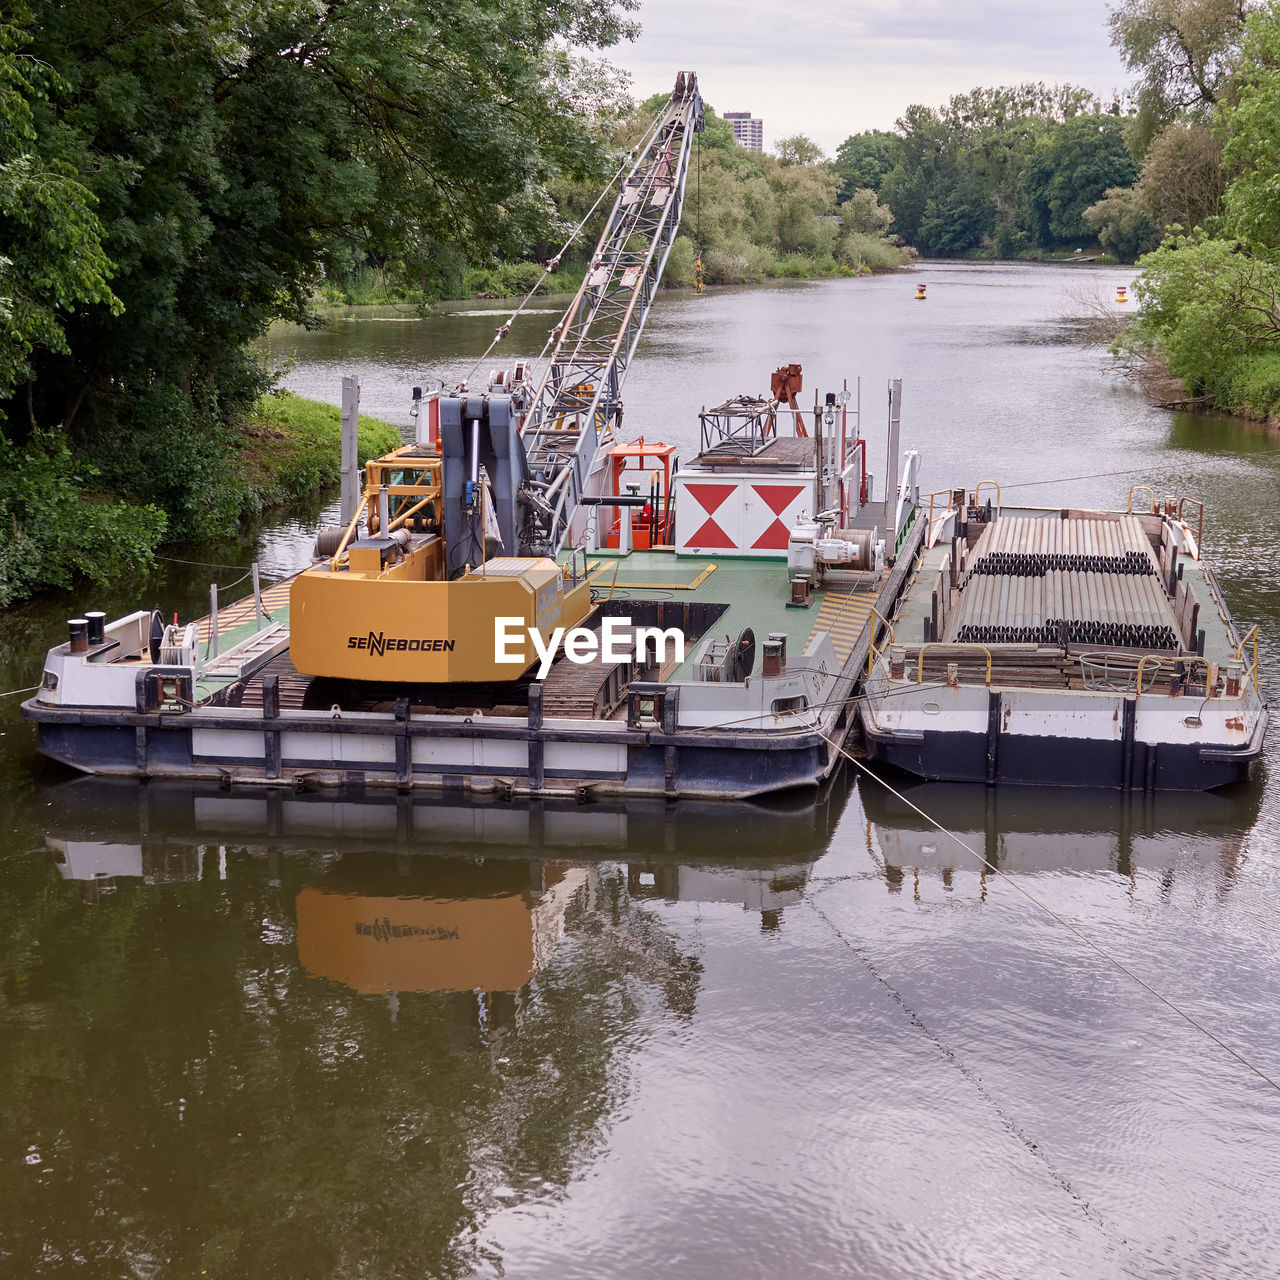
[25,372,926,799]
[860,490,1267,789]
[19,66,1268,795]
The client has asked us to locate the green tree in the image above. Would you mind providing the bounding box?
[879,84,1103,256]
[1083,186,1156,259]
[839,189,893,236]
[774,134,826,166]
[0,18,120,405]
[5,0,637,542]
[1108,0,1259,150]
[1220,2,1280,247]
[832,130,900,202]
[1022,115,1138,249]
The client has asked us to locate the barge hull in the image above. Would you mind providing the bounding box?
[862,712,1266,792]
[30,712,844,801]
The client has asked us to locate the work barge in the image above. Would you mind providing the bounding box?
[26,376,926,800]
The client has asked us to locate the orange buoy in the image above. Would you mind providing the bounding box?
[1116,284,1128,304]
[914,283,927,301]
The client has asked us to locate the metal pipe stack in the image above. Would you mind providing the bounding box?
[960,514,1161,582]
[948,514,1177,650]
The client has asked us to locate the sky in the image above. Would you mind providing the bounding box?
[610,0,1132,154]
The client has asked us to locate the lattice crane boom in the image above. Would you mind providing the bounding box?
[518,71,704,554]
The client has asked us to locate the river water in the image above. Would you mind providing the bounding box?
[3,263,1279,1279]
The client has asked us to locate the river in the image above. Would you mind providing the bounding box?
[2,262,1278,1279]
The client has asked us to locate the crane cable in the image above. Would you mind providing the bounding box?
[458,100,673,390]
[818,729,1280,1097]
[694,129,704,294]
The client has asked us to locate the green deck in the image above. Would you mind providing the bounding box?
[574,549,882,679]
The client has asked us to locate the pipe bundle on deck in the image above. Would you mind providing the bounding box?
[948,515,1177,650]
[960,514,1160,582]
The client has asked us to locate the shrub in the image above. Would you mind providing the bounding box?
[0,430,166,607]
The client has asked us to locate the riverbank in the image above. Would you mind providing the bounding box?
[0,394,399,610]
[236,392,401,510]
[318,237,912,304]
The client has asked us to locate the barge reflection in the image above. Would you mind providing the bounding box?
[859,773,1262,895]
[43,773,847,1026]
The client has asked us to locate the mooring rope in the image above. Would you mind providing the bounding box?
[819,729,1280,1097]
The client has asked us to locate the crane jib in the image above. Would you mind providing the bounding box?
[517,72,704,554]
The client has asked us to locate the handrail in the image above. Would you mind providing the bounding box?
[973,481,1000,513]
[1136,653,1217,697]
[925,488,955,544]
[1177,495,1204,550]
[866,605,896,677]
[1235,624,1259,691]
[1127,485,1156,514]
[916,643,992,686]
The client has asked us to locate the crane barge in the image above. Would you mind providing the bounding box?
[288,71,705,687]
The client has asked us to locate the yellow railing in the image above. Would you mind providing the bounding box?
[915,643,992,686]
[1127,485,1156,514]
[1236,624,1260,691]
[866,606,895,677]
[1136,654,1217,697]
[973,481,1000,513]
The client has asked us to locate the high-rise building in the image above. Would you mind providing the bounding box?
[723,111,764,152]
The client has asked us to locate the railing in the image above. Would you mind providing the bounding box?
[1177,496,1205,550]
[1078,651,1159,694]
[1127,485,1156,514]
[866,606,895,677]
[925,488,956,544]
[915,643,992,686]
[1135,653,1218,697]
[1236,624,1260,691]
[973,480,1000,514]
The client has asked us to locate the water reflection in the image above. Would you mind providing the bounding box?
[9,777,849,1279]
[859,773,1261,896]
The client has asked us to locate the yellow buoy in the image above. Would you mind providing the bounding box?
[1116,284,1128,304]
[914,283,927,301]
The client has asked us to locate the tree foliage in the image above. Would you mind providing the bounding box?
[0,19,120,405]
[831,130,900,203]
[1133,121,1226,233]
[1083,186,1156,259]
[2,0,636,549]
[1125,4,1280,416]
[1021,115,1138,249]
[1220,2,1280,247]
[876,83,1107,256]
[1107,0,1259,151]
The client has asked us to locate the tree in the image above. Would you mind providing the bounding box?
[1221,3,1280,247]
[774,135,826,166]
[0,18,119,406]
[832,130,899,202]
[878,84,1104,256]
[1022,115,1138,249]
[5,0,637,539]
[1108,0,1260,150]
[839,189,893,236]
[1083,186,1156,258]
[1133,121,1225,233]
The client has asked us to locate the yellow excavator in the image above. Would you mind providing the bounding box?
[289,72,704,685]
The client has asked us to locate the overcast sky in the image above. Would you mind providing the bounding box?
[611,0,1131,154]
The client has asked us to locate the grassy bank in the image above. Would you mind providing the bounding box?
[237,392,402,509]
[0,394,401,609]
[319,235,911,307]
